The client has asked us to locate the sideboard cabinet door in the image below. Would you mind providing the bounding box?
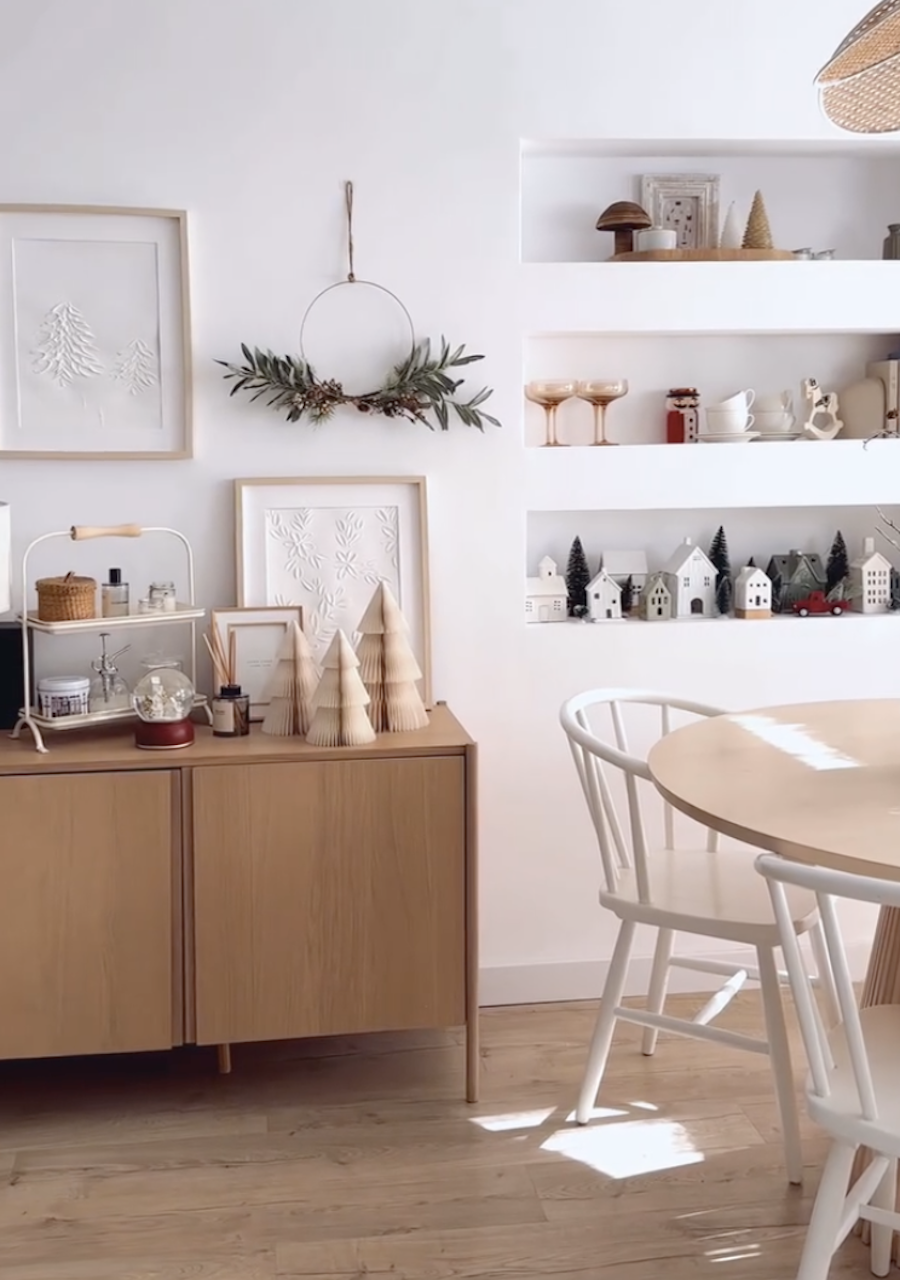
[0,771,177,1059]
[193,757,466,1044]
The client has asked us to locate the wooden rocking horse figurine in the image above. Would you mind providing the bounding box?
[802,377,844,441]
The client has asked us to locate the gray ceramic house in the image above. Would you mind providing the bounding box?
[765,550,826,610]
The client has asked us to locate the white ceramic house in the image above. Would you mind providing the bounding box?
[849,536,892,613]
[525,555,567,623]
[640,572,673,621]
[662,538,717,618]
[600,550,648,608]
[734,565,772,619]
[586,569,623,622]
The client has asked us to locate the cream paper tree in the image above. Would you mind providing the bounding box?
[306,629,376,747]
[261,620,319,736]
[356,581,428,733]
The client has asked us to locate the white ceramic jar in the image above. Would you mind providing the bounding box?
[38,675,90,718]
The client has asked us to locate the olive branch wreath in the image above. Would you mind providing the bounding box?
[217,183,500,433]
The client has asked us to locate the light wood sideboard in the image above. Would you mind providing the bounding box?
[0,705,479,1100]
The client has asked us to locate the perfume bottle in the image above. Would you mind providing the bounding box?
[101,568,130,618]
[89,633,132,713]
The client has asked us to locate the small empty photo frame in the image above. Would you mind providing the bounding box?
[211,606,304,721]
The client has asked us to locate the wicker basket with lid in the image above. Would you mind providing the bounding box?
[35,572,97,622]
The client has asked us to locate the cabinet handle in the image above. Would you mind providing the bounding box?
[70,524,143,541]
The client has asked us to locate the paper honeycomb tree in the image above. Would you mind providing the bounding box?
[262,620,320,736]
[356,581,428,733]
[306,629,376,747]
[742,190,774,250]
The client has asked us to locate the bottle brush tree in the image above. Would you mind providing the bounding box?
[708,526,732,588]
[565,536,591,617]
[771,570,784,614]
[620,574,634,614]
[826,530,849,593]
[716,574,734,616]
[742,190,774,251]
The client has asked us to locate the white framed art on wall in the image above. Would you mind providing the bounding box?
[235,476,432,706]
[0,205,192,459]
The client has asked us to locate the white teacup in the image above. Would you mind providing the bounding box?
[708,389,756,414]
[755,391,793,414]
[703,408,754,435]
[754,409,796,434]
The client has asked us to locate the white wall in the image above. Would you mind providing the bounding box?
[0,0,883,1002]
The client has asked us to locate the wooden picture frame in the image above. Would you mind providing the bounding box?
[235,476,432,707]
[211,605,304,721]
[640,175,720,250]
[0,204,192,459]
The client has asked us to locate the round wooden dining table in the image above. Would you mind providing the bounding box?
[648,698,900,1258]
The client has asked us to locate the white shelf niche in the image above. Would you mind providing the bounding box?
[527,503,900,619]
[521,138,900,265]
[524,331,897,451]
[520,261,900,336]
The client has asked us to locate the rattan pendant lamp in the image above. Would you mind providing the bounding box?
[817,0,900,132]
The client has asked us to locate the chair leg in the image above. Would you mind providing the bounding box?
[575,919,635,1125]
[797,1142,856,1280]
[809,919,840,1029]
[871,1157,897,1278]
[757,944,804,1186]
[641,927,674,1057]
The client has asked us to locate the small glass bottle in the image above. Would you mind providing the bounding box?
[212,684,250,737]
[101,568,130,617]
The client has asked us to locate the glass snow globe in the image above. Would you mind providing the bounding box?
[132,667,196,750]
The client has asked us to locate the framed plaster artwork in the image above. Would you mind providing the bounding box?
[0,204,192,459]
[235,476,432,706]
[640,175,720,250]
[211,606,304,721]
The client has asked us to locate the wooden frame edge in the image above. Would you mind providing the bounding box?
[465,740,480,1103]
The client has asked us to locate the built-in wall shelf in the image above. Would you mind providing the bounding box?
[521,138,900,265]
[520,262,900,335]
[525,438,900,511]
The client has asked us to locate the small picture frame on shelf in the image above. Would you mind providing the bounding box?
[211,606,304,721]
[0,204,192,460]
[235,475,432,706]
[640,174,720,251]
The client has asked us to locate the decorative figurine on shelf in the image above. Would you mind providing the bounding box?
[801,378,844,440]
[305,630,376,748]
[708,526,733,616]
[640,572,673,621]
[666,388,701,444]
[734,565,772,619]
[565,537,591,618]
[355,581,428,732]
[586,569,623,622]
[791,590,851,617]
[132,668,196,750]
[595,201,652,258]
[719,202,742,250]
[825,530,850,594]
[600,550,648,609]
[743,191,774,250]
[766,550,827,612]
[261,621,319,737]
[525,556,567,624]
[662,538,717,618]
[849,536,892,613]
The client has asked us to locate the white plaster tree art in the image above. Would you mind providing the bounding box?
[261,620,320,737]
[356,581,428,733]
[306,629,376,748]
[32,302,103,389]
[113,338,158,396]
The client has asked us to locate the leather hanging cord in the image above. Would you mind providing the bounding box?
[345,180,356,282]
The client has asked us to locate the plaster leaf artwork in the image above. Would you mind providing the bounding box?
[12,236,164,436]
[113,338,158,396]
[265,504,402,657]
[31,302,104,387]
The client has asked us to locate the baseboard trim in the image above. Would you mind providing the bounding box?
[479,941,873,1007]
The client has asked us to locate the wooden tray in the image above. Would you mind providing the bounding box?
[611,248,797,263]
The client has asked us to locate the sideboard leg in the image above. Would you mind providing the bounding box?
[217,1043,232,1075]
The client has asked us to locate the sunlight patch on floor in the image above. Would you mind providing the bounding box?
[541,1117,705,1179]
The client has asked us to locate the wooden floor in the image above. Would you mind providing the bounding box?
[0,994,871,1279]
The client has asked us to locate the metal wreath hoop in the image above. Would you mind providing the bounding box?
[298,277,417,376]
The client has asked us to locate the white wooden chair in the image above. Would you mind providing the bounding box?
[560,689,836,1186]
[757,853,900,1279]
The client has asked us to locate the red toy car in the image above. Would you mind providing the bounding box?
[792,590,850,617]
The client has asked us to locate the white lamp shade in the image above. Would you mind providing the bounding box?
[0,503,9,614]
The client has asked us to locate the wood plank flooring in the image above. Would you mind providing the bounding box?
[0,995,871,1278]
